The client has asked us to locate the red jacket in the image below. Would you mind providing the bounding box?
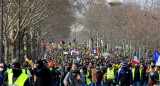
[96,71,103,82]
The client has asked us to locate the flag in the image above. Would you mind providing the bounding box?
[44,52,47,56]
[25,57,33,66]
[88,50,91,54]
[46,46,51,52]
[68,45,72,51]
[58,44,62,49]
[152,50,160,66]
[45,43,48,46]
[77,57,80,61]
[24,46,27,51]
[60,41,63,45]
[92,49,98,53]
[133,53,139,65]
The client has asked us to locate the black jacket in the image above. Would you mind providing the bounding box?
[60,70,68,86]
[133,67,140,82]
[34,67,52,86]
[141,68,147,83]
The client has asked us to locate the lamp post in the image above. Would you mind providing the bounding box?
[18,0,21,62]
[0,0,4,63]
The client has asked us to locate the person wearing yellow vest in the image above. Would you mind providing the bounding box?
[49,61,56,86]
[140,64,147,86]
[81,66,91,86]
[146,61,158,74]
[132,63,141,86]
[118,63,123,74]
[146,61,158,83]
[2,62,30,86]
[106,64,116,86]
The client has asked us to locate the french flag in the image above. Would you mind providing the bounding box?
[152,50,160,66]
[92,49,98,53]
[133,53,139,65]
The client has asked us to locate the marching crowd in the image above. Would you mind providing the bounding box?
[0,49,160,86]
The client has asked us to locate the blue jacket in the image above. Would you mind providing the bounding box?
[0,72,4,86]
[116,68,133,85]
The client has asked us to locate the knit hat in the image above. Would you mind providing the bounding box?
[36,60,44,69]
[49,61,54,67]
[82,65,87,70]
[122,62,127,67]
[72,63,79,68]
[12,62,21,69]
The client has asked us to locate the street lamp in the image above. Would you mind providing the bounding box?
[108,0,122,6]
[0,0,4,63]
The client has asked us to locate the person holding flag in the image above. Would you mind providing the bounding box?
[132,53,141,86]
[146,50,159,74]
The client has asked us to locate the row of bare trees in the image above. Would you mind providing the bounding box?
[76,0,160,58]
[0,0,76,63]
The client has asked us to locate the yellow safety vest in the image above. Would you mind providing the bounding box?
[80,69,82,72]
[8,73,29,86]
[21,69,26,74]
[27,70,29,75]
[5,69,13,75]
[6,69,26,75]
[148,66,158,78]
[158,71,160,82]
[103,73,107,82]
[50,68,53,71]
[107,68,115,79]
[118,64,121,68]
[80,69,91,85]
[150,66,158,72]
[132,68,142,80]
[86,70,91,85]
[118,68,121,74]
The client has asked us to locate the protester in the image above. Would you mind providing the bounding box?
[116,62,133,86]
[139,64,147,86]
[34,60,52,86]
[60,64,69,86]
[63,63,85,86]
[106,64,116,86]
[96,66,103,86]
[0,63,4,86]
[91,63,97,86]
[3,62,30,86]
[132,63,141,86]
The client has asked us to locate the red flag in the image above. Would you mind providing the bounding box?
[45,43,48,46]
[88,50,90,54]
[60,41,62,45]
[46,46,51,52]
[133,53,139,65]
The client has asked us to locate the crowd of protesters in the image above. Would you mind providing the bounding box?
[0,48,160,86]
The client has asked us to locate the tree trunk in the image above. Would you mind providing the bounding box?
[20,35,24,63]
[36,42,41,59]
[4,40,9,64]
[11,43,16,59]
[89,38,93,51]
